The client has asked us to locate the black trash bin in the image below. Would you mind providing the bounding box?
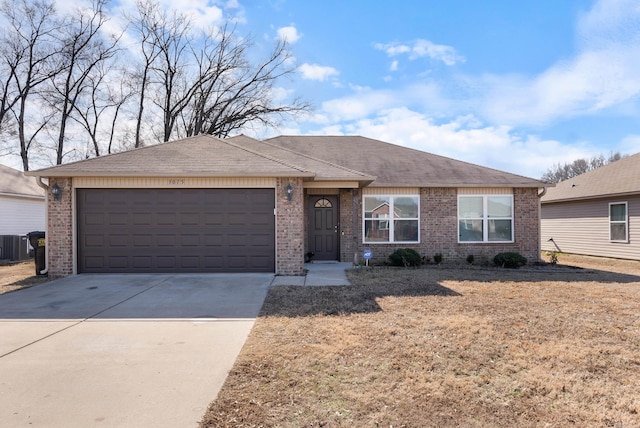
[27,231,46,276]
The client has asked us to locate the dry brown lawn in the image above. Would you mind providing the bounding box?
[0,260,49,294]
[201,254,640,427]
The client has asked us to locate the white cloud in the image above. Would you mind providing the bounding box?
[374,39,465,66]
[298,63,339,81]
[479,0,640,126]
[390,60,399,71]
[277,25,301,43]
[111,0,229,30]
[285,104,598,178]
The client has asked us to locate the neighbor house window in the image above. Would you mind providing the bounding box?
[458,195,513,242]
[363,195,419,243]
[609,202,628,242]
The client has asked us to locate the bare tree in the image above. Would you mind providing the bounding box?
[70,64,134,157]
[127,0,164,147]
[45,0,120,165]
[127,4,310,144]
[541,151,627,183]
[183,27,310,138]
[0,0,63,170]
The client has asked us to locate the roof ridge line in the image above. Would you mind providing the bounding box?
[221,137,312,175]
[259,138,375,179]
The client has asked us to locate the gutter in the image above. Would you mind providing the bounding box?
[537,187,547,198]
[33,176,49,275]
[35,176,49,191]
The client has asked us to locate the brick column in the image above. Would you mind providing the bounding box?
[47,177,73,277]
[276,177,304,275]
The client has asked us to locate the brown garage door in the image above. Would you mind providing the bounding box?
[77,188,275,273]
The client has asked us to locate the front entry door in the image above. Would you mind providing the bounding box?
[308,196,339,261]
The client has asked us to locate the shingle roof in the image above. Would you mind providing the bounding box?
[0,164,45,198]
[541,152,640,203]
[227,135,375,184]
[25,134,373,184]
[266,135,546,188]
[25,134,545,189]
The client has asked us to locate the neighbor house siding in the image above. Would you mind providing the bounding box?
[0,195,45,236]
[541,195,640,260]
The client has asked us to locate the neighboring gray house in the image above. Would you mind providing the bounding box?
[25,135,546,277]
[0,164,46,260]
[541,152,640,260]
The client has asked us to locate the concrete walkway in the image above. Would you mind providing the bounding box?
[271,262,353,286]
[0,273,272,428]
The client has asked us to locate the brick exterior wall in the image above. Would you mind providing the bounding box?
[343,187,541,265]
[47,177,73,278]
[45,178,539,277]
[276,177,305,275]
[339,189,359,262]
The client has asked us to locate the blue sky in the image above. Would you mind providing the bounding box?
[230,0,640,179]
[7,0,640,179]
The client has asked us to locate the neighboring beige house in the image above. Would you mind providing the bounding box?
[26,135,546,277]
[541,152,640,260]
[0,164,45,260]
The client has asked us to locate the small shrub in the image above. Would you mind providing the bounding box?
[466,254,474,264]
[493,252,527,268]
[389,248,422,267]
[546,251,559,265]
[434,253,443,264]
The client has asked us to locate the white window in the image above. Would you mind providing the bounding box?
[609,202,628,242]
[458,195,513,243]
[363,195,419,243]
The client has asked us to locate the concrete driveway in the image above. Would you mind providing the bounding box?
[0,273,272,428]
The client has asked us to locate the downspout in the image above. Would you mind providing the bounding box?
[34,176,49,275]
[537,187,547,263]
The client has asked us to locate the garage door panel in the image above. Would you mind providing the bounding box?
[84,234,104,247]
[133,256,152,268]
[110,235,129,247]
[78,188,275,273]
[84,256,104,269]
[157,235,177,246]
[109,213,129,225]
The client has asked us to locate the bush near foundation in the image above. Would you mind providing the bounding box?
[493,252,527,268]
[389,248,422,267]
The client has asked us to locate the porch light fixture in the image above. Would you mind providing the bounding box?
[286,183,293,201]
[51,183,62,201]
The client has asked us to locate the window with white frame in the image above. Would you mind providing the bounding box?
[458,195,513,242]
[609,202,628,242]
[363,195,419,243]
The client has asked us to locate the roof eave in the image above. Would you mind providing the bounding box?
[369,181,548,188]
[0,192,45,200]
[25,171,316,178]
[542,190,640,204]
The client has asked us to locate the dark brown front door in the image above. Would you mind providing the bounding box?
[308,195,339,261]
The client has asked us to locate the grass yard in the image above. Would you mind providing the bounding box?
[201,255,640,427]
[0,260,48,294]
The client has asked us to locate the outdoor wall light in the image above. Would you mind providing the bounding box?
[286,183,293,201]
[51,183,62,201]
